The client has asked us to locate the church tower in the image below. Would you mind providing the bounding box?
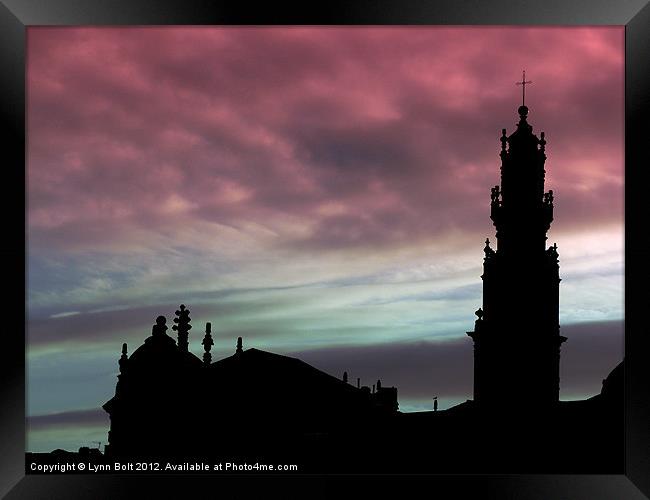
[467,81,566,408]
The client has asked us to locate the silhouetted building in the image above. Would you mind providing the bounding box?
[102,306,398,457]
[87,88,622,471]
[467,104,566,408]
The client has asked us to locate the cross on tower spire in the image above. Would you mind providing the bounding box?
[515,70,532,106]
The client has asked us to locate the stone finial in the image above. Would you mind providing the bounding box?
[152,316,168,337]
[518,105,529,119]
[343,371,348,383]
[539,131,546,152]
[202,322,214,365]
[172,304,192,352]
[118,343,128,373]
[515,105,533,134]
[377,379,382,391]
[484,238,495,260]
[236,336,243,354]
[500,129,508,151]
[491,185,501,204]
[543,189,554,209]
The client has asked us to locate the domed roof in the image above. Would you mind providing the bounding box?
[127,315,202,371]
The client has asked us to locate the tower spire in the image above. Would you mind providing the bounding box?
[467,93,565,409]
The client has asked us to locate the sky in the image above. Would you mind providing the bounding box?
[26,26,624,453]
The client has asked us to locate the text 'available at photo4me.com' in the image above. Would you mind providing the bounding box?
[29,461,300,473]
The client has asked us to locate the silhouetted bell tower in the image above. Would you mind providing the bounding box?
[467,90,566,408]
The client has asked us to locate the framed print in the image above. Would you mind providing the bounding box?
[2,1,650,498]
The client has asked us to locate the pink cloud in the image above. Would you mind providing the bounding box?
[27,27,623,252]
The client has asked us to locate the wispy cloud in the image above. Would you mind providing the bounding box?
[28,408,108,431]
[49,311,81,319]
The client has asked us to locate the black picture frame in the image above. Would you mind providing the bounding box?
[3,1,649,498]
